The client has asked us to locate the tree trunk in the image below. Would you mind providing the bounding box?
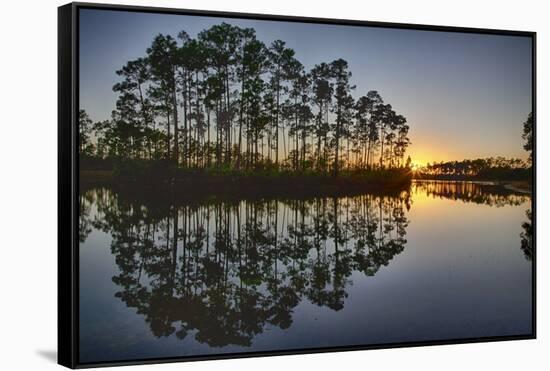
[172,68,179,164]
[181,75,188,168]
[275,71,281,169]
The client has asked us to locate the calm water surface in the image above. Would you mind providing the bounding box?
[79,180,533,363]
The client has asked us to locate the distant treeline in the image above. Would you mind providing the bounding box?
[80,22,412,176]
[415,157,531,180]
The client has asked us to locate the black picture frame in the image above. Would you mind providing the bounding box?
[58,2,537,368]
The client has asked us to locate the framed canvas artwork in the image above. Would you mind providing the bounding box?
[58,2,536,368]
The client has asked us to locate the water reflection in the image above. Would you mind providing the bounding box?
[81,189,410,347]
[79,181,532,356]
[413,180,530,207]
[520,209,533,261]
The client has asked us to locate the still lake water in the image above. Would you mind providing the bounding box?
[79,180,533,363]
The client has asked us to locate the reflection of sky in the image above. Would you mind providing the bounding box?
[80,8,532,164]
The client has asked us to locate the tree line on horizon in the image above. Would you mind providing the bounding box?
[417,157,530,178]
[416,111,533,180]
[79,22,411,176]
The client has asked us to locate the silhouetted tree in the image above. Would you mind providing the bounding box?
[330,59,355,176]
[522,112,533,164]
[79,109,95,155]
[147,34,179,160]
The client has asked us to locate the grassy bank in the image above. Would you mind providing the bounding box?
[80,164,413,201]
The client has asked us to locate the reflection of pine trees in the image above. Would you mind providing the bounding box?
[414,180,530,207]
[520,210,533,261]
[80,188,411,347]
[79,191,94,243]
[413,181,533,262]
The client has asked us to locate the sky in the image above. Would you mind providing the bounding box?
[79,8,533,165]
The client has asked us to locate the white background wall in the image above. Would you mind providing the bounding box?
[0,0,547,369]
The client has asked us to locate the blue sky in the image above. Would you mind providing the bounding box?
[79,8,532,164]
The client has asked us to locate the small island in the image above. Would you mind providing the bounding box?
[78,23,532,198]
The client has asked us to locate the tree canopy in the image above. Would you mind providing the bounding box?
[79,23,411,175]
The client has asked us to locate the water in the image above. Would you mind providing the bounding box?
[78,180,533,364]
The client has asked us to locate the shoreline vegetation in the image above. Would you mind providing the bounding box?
[79,163,531,202]
[80,164,413,201]
[413,157,531,182]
